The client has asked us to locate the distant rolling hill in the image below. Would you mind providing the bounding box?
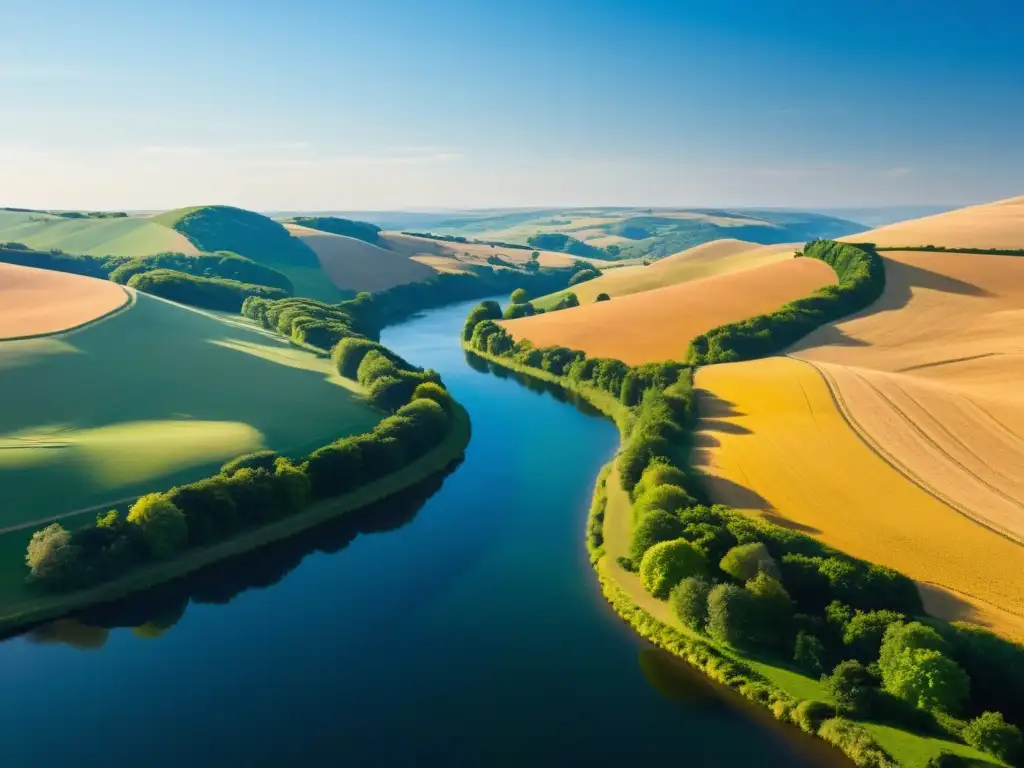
[413,207,861,260]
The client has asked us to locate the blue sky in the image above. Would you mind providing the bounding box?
[1,0,1022,210]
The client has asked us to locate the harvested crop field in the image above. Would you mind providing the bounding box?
[0,293,381,527]
[0,263,130,339]
[791,249,1024,544]
[840,195,1024,249]
[499,257,836,364]
[533,238,798,307]
[693,357,1024,641]
[283,223,434,292]
[0,211,198,257]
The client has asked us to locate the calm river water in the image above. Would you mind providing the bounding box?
[0,298,843,766]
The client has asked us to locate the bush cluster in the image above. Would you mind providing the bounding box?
[110,251,293,293]
[127,269,289,312]
[688,240,886,364]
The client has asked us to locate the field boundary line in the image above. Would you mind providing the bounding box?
[0,284,135,343]
[790,354,1024,548]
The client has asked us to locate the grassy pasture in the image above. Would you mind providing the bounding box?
[0,292,381,529]
[0,210,197,256]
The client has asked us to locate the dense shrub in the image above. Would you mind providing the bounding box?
[305,438,363,499]
[568,268,600,286]
[126,494,188,559]
[503,302,536,319]
[793,630,826,674]
[110,251,293,292]
[289,216,381,244]
[633,484,696,518]
[639,538,707,599]
[412,381,455,414]
[817,718,897,767]
[745,572,794,648]
[463,300,503,341]
[510,288,529,303]
[631,459,690,502]
[843,609,905,662]
[629,509,686,562]
[127,269,288,312]
[333,338,405,379]
[596,293,610,301]
[720,542,778,582]
[166,476,241,545]
[551,292,580,311]
[793,700,832,734]
[670,575,712,631]
[962,712,1022,764]
[221,450,281,476]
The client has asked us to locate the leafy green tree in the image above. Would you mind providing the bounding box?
[568,268,599,286]
[670,576,712,631]
[793,631,826,675]
[126,494,188,559]
[720,542,778,582]
[530,251,539,261]
[462,300,502,341]
[502,301,536,319]
[824,660,877,716]
[629,509,685,562]
[552,292,580,311]
[634,484,696,517]
[842,609,905,662]
[26,523,81,588]
[596,293,611,301]
[746,571,793,647]
[510,288,529,303]
[639,538,707,599]
[706,582,759,648]
[632,458,690,501]
[882,647,969,713]
[962,711,1022,764]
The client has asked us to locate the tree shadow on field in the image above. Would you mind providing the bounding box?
[758,511,822,536]
[695,389,745,419]
[789,325,869,352]
[697,473,773,512]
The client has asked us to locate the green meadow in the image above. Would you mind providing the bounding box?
[0,292,381,529]
[0,211,194,257]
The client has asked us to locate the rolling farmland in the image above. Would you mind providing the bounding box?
[0,211,198,257]
[533,239,798,307]
[789,248,1024,543]
[499,257,837,364]
[284,223,435,292]
[692,357,1024,641]
[0,263,130,339]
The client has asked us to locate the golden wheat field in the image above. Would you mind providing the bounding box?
[533,239,798,307]
[0,263,130,339]
[499,257,836,364]
[791,249,1024,544]
[841,195,1024,249]
[693,357,1024,641]
[283,223,435,292]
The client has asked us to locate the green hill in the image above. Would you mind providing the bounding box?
[286,216,382,244]
[0,210,196,257]
[154,206,348,302]
[0,292,380,527]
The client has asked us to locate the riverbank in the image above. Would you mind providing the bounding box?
[465,343,999,768]
[0,404,470,638]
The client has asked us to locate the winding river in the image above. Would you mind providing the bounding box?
[0,298,842,766]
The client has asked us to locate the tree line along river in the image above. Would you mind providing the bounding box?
[0,297,844,766]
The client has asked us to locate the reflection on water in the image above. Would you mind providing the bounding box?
[29,458,463,649]
[462,350,603,417]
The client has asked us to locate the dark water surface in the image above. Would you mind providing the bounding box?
[0,298,842,766]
